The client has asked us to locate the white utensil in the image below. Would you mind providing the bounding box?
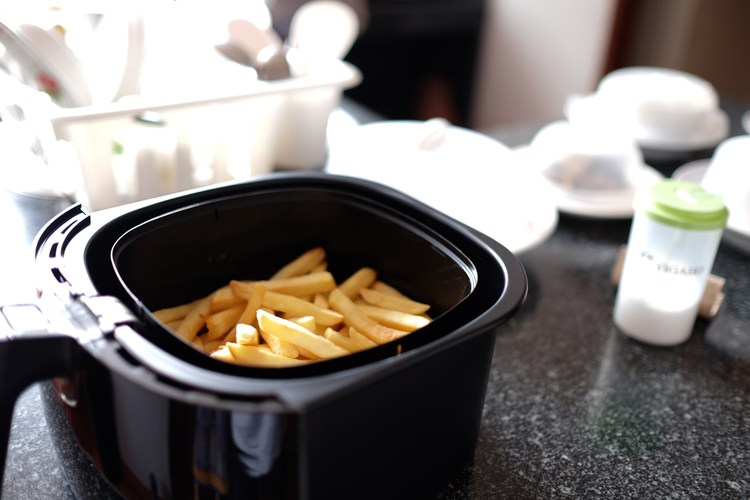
[17,23,92,107]
[226,18,289,80]
[287,1,359,74]
[64,9,144,105]
[0,18,91,108]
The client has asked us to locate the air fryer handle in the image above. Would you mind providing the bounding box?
[0,304,78,498]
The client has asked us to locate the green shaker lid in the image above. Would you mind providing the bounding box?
[636,179,728,230]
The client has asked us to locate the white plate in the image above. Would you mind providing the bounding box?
[552,164,662,218]
[514,145,663,219]
[671,159,710,184]
[671,158,750,256]
[326,120,558,254]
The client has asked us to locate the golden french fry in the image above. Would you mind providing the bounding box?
[270,247,327,280]
[313,293,329,309]
[358,287,430,315]
[310,262,328,274]
[204,304,245,340]
[236,323,259,345]
[338,268,377,299]
[165,320,183,331]
[153,298,202,323]
[211,284,246,312]
[227,343,309,367]
[202,338,225,352]
[210,346,236,363]
[287,316,318,333]
[370,280,407,298]
[259,328,299,358]
[224,327,237,344]
[355,303,431,332]
[176,293,214,342]
[260,290,343,326]
[296,345,321,359]
[257,310,349,358]
[328,288,409,344]
[348,327,378,350]
[192,335,204,349]
[236,284,266,326]
[232,272,336,298]
[165,248,433,367]
[323,327,362,352]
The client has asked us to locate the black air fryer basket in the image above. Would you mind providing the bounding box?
[0,172,527,500]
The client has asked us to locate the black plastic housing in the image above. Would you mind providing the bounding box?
[1,172,526,500]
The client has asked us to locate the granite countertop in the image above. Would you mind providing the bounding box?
[1,101,749,499]
[437,214,750,499]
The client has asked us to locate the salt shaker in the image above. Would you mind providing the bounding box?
[613,179,728,345]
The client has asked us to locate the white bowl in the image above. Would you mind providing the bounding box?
[700,136,750,254]
[326,119,558,253]
[523,120,663,218]
[565,67,729,153]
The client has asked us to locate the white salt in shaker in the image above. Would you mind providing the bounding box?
[613,179,728,345]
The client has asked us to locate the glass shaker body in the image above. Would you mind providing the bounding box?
[613,180,728,346]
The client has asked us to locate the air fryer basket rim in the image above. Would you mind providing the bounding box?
[66,172,526,390]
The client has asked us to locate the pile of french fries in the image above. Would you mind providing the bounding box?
[152,248,432,367]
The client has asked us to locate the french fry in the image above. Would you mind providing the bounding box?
[328,288,409,344]
[259,329,299,358]
[231,272,336,298]
[358,287,430,315]
[236,284,266,326]
[324,327,362,352]
[175,293,214,342]
[287,316,318,333]
[270,247,326,280]
[166,320,183,331]
[236,323,259,345]
[162,248,434,364]
[261,290,343,326]
[227,343,309,367]
[348,327,378,350]
[202,338,225,352]
[310,262,328,274]
[370,280,407,298]
[338,267,377,299]
[204,304,245,340]
[153,298,202,323]
[296,345,321,359]
[355,303,431,332]
[210,346,236,363]
[313,293,329,309]
[257,310,349,358]
[211,284,246,312]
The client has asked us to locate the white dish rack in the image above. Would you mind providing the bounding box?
[33,60,360,211]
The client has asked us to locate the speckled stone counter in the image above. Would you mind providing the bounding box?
[435,214,750,499]
[1,101,749,499]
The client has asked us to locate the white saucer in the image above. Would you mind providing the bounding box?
[551,164,662,219]
[671,159,710,184]
[326,120,559,254]
[566,94,730,152]
[671,158,750,256]
[514,145,663,219]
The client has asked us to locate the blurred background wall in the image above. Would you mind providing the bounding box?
[472,0,750,132]
[344,0,750,136]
